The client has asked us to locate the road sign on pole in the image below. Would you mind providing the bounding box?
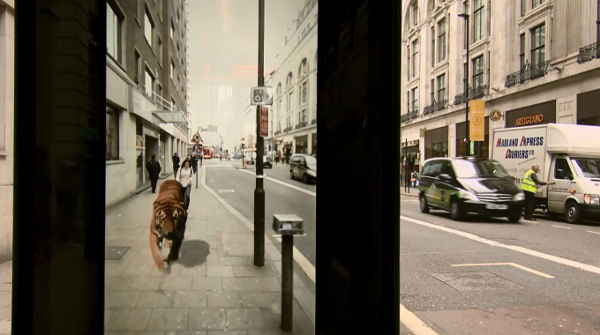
[260,106,268,137]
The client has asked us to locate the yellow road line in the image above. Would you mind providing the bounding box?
[400,304,439,335]
[451,262,554,279]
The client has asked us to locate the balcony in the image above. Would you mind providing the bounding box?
[577,41,600,64]
[453,85,488,105]
[423,98,447,115]
[505,60,550,88]
[401,109,419,123]
[274,130,281,135]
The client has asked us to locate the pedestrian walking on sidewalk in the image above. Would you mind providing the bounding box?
[146,155,161,193]
[172,152,180,178]
[177,159,194,209]
[521,164,554,221]
[190,154,198,174]
[411,170,419,187]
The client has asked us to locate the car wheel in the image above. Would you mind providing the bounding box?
[303,174,308,184]
[507,212,521,223]
[565,201,582,224]
[450,198,463,221]
[419,194,430,213]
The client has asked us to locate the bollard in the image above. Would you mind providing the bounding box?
[272,214,304,332]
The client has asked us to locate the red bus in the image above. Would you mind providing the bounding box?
[203,146,214,159]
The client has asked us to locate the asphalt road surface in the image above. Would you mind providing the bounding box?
[400,194,600,335]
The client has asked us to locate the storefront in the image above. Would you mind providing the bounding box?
[295,134,308,154]
[401,139,420,186]
[577,89,600,126]
[456,117,489,157]
[311,132,317,155]
[424,126,448,159]
[505,100,556,128]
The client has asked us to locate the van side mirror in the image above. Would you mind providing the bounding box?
[438,173,452,182]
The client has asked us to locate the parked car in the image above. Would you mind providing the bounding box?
[289,154,316,183]
[418,156,525,222]
[263,156,272,169]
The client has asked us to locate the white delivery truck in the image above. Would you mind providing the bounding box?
[491,123,600,224]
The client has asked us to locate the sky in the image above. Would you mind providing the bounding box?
[187,0,306,151]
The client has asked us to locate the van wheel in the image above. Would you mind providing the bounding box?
[450,199,463,221]
[419,195,430,213]
[565,201,582,224]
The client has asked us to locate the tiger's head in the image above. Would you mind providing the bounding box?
[152,202,186,246]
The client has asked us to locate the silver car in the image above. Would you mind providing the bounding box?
[290,154,317,183]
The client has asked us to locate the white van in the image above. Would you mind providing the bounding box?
[492,123,600,224]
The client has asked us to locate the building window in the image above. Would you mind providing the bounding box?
[532,0,544,9]
[436,73,445,102]
[171,59,175,80]
[521,0,527,16]
[144,9,154,46]
[519,33,525,70]
[407,46,411,80]
[437,19,446,62]
[145,67,154,97]
[288,91,294,116]
[158,37,162,63]
[106,105,119,160]
[411,87,419,113]
[411,1,418,26]
[107,2,123,63]
[134,50,141,84]
[411,39,419,78]
[431,27,435,67]
[472,55,484,90]
[430,79,435,103]
[531,23,545,66]
[473,0,484,42]
[299,109,307,126]
[298,59,309,106]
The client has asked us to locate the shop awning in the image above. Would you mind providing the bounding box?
[152,111,188,124]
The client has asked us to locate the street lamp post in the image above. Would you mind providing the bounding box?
[458,11,470,156]
[254,0,265,267]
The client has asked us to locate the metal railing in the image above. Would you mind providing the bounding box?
[401,110,419,123]
[577,41,600,64]
[453,85,489,105]
[505,60,550,87]
[423,98,448,115]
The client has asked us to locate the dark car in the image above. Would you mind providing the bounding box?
[418,156,525,222]
[289,154,316,183]
[263,156,272,169]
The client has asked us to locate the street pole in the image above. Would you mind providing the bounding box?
[254,0,265,267]
[458,12,470,157]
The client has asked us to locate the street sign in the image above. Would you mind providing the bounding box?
[191,132,201,143]
[251,86,273,105]
[260,106,268,137]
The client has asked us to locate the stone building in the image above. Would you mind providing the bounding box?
[400,0,600,179]
[266,0,318,157]
[106,0,190,206]
[0,0,13,262]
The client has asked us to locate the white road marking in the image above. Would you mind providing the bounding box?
[400,304,439,335]
[451,262,554,279]
[552,225,572,230]
[401,215,600,275]
[238,168,316,197]
[586,230,600,235]
[203,180,316,283]
[217,189,236,193]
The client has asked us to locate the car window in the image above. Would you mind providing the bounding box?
[422,160,443,177]
[441,161,455,178]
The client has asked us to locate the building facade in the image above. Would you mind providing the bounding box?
[266,0,318,159]
[0,0,13,262]
[401,0,600,181]
[106,0,190,206]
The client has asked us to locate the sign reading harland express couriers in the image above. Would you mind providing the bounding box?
[260,106,268,137]
[469,100,485,141]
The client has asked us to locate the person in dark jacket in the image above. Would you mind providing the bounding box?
[172,153,180,178]
[146,155,161,193]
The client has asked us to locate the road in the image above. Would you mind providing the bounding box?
[203,158,316,267]
[400,194,600,335]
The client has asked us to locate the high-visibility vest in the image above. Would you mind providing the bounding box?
[522,169,537,193]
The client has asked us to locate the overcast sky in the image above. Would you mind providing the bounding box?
[187,0,306,151]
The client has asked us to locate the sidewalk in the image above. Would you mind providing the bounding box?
[105,165,315,334]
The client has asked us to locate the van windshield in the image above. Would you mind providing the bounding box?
[453,159,511,178]
[571,158,600,178]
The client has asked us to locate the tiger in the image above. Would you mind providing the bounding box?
[149,180,187,270]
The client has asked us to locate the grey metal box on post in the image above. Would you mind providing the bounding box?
[272,214,304,235]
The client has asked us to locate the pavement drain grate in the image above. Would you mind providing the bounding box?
[431,271,522,291]
[105,246,130,260]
